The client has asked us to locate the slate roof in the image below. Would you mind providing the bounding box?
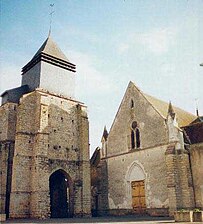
[22,36,76,74]
[143,93,197,127]
[32,36,69,62]
[1,85,30,97]
[183,117,203,144]
[1,85,30,104]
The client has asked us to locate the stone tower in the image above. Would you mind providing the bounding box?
[0,36,91,219]
[165,102,195,215]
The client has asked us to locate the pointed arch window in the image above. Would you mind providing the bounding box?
[131,121,141,149]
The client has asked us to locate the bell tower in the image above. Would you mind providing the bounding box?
[21,36,76,98]
[7,36,91,219]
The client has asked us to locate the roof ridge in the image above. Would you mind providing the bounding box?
[143,92,196,118]
[130,81,166,119]
[130,81,196,127]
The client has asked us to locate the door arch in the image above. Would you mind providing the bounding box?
[126,162,146,214]
[49,169,73,218]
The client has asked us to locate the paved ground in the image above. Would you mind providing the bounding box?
[3,216,203,224]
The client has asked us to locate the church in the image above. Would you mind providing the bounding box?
[91,81,203,217]
[0,36,91,219]
[0,35,202,221]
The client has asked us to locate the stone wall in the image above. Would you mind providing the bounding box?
[107,82,168,157]
[9,90,91,218]
[165,144,195,216]
[0,103,18,141]
[96,82,170,216]
[0,103,17,216]
[190,143,203,209]
[106,145,169,216]
[94,81,197,217]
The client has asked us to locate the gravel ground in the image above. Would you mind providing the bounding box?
[4,215,203,224]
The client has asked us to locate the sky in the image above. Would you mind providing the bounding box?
[0,0,203,156]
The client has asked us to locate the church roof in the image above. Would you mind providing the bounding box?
[22,36,76,74]
[183,119,203,144]
[143,92,196,127]
[32,36,69,62]
[190,116,203,124]
[1,85,30,104]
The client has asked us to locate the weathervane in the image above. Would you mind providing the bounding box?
[49,3,55,36]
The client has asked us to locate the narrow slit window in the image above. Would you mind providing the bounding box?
[131,100,134,108]
[136,129,140,148]
[131,130,135,149]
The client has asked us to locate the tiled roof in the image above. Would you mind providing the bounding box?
[143,93,197,127]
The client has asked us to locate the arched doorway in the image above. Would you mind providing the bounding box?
[126,162,146,214]
[49,169,73,218]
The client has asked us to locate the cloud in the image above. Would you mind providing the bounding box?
[138,28,177,54]
[118,28,177,55]
[56,22,102,44]
[0,63,21,93]
[67,50,116,99]
[65,50,119,155]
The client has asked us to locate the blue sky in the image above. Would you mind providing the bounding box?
[1,0,203,155]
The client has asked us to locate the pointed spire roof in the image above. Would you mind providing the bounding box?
[22,36,76,74]
[168,101,176,119]
[32,36,69,62]
[102,126,108,141]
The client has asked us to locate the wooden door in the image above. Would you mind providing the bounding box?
[131,180,146,214]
